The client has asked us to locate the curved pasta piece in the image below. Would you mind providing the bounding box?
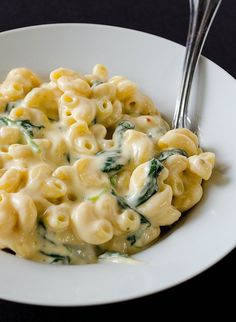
[173,171,203,212]
[128,161,152,198]
[59,105,76,126]
[133,115,169,143]
[52,165,72,181]
[98,99,122,127]
[23,87,59,120]
[173,184,203,213]
[75,136,99,155]
[90,124,107,140]
[94,193,119,219]
[108,76,137,101]
[116,209,140,233]
[0,191,17,235]
[158,128,199,156]
[0,68,41,100]
[41,177,67,200]
[43,203,70,232]
[57,76,91,97]
[8,144,33,158]
[164,154,188,197]
[0,153,12,168]
[116,79,137,101]
[11,193,37,233]
[39,135,68,166]
[29,163,53,181]
[67,121,99,155]
[96,98,114,124]
[127,160,168,206]
[0,126,20,145]
[93,193,126,235]
[124,92,159,115]
[60,91,80,109]
[0,168,26,192]
[92,82,116,101]
[50,67,82,83]
[113,170,132,195]
[71,201,113,244]
[188,152,215,180]
[123,130,154,167]
[137,184,181,226]
[71,99,96,125]
[74,158,109,189]
[10,106,49,127]
[92,64,109,81]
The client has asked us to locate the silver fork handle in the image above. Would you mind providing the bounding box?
[172,0,222,129]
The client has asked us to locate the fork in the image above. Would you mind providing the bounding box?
[172,0,222,129]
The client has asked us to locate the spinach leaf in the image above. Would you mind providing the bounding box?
[117,120,135,130]
[125,152,186,209]
[109,174,118,187]
[114,120,135,146]
[111,190,129,209]
[38,221,56,245]
[40,251,71,264]
[126,221,150,247]
[99,120,135,173]
[86,188,109,202]
[111,190,150,225]
[130,158,164,207]
[157,149,188,162]
[127,235,136,246]
[102,155,123,173]
[91,80,103,87]
[5,102,17,113]
[17,119,44,136]
[111,189,151,247]
[0,117,44,153]
[100,150,125,173]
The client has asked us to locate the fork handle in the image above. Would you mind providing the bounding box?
[172,0,222,129]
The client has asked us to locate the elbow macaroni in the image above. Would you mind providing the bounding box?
[0,66,215,264]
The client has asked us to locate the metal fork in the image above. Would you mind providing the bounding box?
[172,0,222,129]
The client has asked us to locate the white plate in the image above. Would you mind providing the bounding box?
[0,24,235,306]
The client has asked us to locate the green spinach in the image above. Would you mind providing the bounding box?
[0,117,44,153]
[99,120,135,173]
[91,80,103,87]
[131,158,164,207]
[40,251,71,264]
[157,149,188,162]
[111,189,150,225]
[113,120,135,146]
[5,102,17,113]
[109,174,118,187]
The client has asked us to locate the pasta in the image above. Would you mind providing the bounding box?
[0,65,215,264]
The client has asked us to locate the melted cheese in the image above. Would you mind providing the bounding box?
[0,66,215,264]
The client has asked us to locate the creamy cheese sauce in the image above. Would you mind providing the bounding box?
[0,66,215,264]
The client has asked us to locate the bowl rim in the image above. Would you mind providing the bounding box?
[0,23,235,306]
[0,22,235,82]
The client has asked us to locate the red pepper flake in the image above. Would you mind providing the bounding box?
[146,117,151,122]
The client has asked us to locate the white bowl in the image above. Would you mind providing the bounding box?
[0,24,235,306]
